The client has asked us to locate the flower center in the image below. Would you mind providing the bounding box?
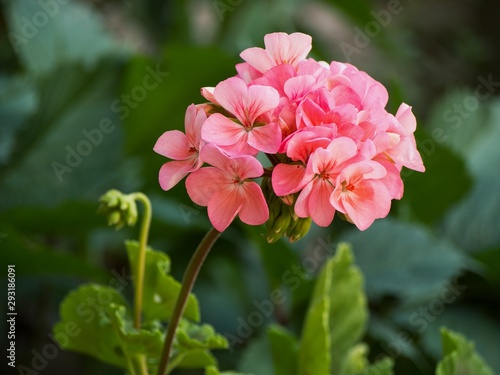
[342,181,355,192]
[188,146,197,153]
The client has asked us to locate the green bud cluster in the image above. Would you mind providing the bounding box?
[262,177,312,243]
[98,189,138,230]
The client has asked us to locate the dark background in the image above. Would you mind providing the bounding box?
[1,0,500,374]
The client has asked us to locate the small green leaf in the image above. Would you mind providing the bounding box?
[52,284,129,368]
[126,240,200,322]
[436,328,494,375]
[360,357,394,375]
[342,344,369,374]
[108,304,164,358]
[169,320,228,371]
[298,243,368,375]
[267,325,298,375]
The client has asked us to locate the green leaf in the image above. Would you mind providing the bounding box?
[436,328,494,375]
[52,284,130,368]
[125,240,200,322]
[108,304,164,359]
[360,357,394,375]
[418,307,500,374]
[237,333,274,375]
[5,0,125,74]
[0,75,38,165]
[340,219,467,300]
[298,243,368,375]
[267,325,298,375]
[170,320,228,371]
[0,60,139,209]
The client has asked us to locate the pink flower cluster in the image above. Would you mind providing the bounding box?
[154,32,424,234]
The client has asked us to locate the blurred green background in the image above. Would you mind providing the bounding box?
[1,0,500,374]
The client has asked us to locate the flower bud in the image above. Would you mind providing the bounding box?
[288,217,312,243]
[98,189,138,230]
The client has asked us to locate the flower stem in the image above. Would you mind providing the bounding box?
[156,227,221,375]
[131,192,152,330]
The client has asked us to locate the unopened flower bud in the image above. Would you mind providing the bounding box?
[98,189,138,230]
[288,217,312,242]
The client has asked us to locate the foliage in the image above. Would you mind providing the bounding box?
[2,0,500,374]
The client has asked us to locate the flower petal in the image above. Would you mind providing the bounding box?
[307,179,336,227]
[158,159,198,191]
[186,167,226,206]
[239,182,269,226]
[207,188,243,232]
[272,163,309,196]
[202,113,245,146]
[154,130,191,160]
[185,104,207,147]
[247,122,282,153]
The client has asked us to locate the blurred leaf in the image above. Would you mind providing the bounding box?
[360,357,394,375]
[125,240,200,322]
[298,243,368,374]
[340,219,467,300]
[400,128,472,224]
[0,229,108,282]
[419,307,500,374]
[0,60,139,209]
[440,100,500,253]
[267,325,298,375]
[368,315,429,372]
[5,0,125,74]
[52,284,130,368]
[0,75,38,165]
[436,328,494,375]
[237,333,274,375]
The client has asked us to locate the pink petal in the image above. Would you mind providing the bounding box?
[158,159,198,191]
[154,130,191,160]
[213,77,279,126]
[240,47,275,73]
[294,181,314,219]
[200,87,218,104]
[306,179,336,227]
[236,62,262,83]
[239,182,269,226]
[284,75,317,102]
[201,144,263,180]
[247,122,282,153]
[323,137,358,168]
[272,163,309,196]
[184,104,207,147]
[264,32,312,67]
[395,103,416,134]
[207,188,243,232]
[202,113,245,146]
[186,167,226,206]
[336,185,379,231]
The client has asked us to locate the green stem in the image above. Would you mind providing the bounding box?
[131,192,152,330]
[157,227,221,375]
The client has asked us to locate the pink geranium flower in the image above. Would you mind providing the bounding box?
[202,77,282,155]
[154,104,206,190]
[186,145,268,232]
[294,137,358,226]
[240,32,312,73]
[330,161,391,230]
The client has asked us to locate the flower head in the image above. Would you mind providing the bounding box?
[154,32,425,237]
